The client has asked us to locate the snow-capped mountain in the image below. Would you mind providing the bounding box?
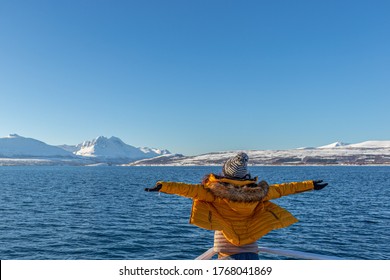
[0,134,74,158]
[347,141,390,148]
[128,140,390,166]
[73,136,169,161]
[318,141,349,149]
[139,147,171,156]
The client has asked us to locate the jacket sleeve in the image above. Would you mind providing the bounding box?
[158,181,215,202]
[263,180,314,201]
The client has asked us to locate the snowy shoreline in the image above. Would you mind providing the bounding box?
[1,135,390,166]
[1,158,389,167]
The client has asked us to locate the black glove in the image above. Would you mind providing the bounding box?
[313,180,328,190]
[145,183,162,192]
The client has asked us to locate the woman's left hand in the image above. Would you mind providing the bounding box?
[313,180,328,190]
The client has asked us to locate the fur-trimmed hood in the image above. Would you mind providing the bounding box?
[203,174,269,202]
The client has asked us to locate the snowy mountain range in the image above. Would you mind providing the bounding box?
[127,141,390,166]
[0,134,171,165]
[1,134,390,166]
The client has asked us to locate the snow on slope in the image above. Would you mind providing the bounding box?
[129,140,390,166]
[0,134,74,158]
[74,136,170,160]
[317,141,390,149]
[318,142,349,149]
[139,147,171,156]
[347,141,390,148]
[58,144,79,153]
[76,136,145,159]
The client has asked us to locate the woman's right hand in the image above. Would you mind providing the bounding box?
[145,183,162,192]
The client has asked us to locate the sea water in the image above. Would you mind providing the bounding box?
[0,166,389,260]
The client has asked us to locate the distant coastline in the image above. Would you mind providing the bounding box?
[1,134,390,166]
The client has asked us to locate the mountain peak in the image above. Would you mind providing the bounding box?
[0,134,73,157]
[6,133,22,138]
[139,147,171,155]
[74,136,169,162]
[318,141,349,149]
[348,141,390,148]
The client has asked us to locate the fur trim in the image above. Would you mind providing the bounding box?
[206,180,269,202]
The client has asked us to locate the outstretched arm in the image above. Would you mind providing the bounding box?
[264,180,327,200]
[145,181,215,201]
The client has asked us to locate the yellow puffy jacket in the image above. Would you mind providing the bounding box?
[158,174,314,246]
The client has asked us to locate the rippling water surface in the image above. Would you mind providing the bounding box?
[0,166,389,260]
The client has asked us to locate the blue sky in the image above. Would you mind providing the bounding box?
[1,0,389,155]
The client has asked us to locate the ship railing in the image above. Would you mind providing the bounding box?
[195,247,343,260]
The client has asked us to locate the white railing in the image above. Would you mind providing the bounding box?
[195,247,343,260]
[195,248,217,260]
[257,247,343,260]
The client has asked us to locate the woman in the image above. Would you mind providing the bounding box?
[145,152,328,260]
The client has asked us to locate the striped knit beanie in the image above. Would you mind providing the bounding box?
[222,152,250,179]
